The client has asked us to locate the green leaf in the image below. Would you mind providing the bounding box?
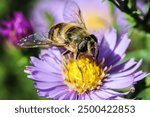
[132,10,142,16]
[137,87,150,100]
[0,0,9,16]
[125,50,150,62]
[124,13,136,26]
[146,34,150,51]
[146,76,150,87]
[0,63,6,83]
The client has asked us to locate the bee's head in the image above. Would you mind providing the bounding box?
[78,34,97,57]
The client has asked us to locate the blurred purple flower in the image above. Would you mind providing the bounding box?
[25,29,149,100]
[137,0,149,15]
[30,0,129,33]
[0,12,33,45]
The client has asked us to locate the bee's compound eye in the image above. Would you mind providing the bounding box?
[85,36,91,41]
[78,40,87,52]
[90,34,97,43]
[91,47,95,52]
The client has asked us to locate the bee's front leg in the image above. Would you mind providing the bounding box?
[96,48,99,64]
[61,50,71,60]
[74,52,80,60]
[62,50,71,56]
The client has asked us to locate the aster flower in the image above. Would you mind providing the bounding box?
[25,29,148,100]
[30,0,129,33]
[0,12,33,45]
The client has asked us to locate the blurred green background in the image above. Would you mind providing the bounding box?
[0,0,150,100]
[0,0,43,100]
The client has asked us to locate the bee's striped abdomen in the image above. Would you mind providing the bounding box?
[48,22,88,50]
[48,23,70,43]
[48,23,65,38]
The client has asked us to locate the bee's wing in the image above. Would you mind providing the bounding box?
[63,0,87,29]
[18,32,52,48]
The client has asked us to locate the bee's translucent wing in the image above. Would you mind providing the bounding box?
[18,32,51,48]
[63,0,87,29]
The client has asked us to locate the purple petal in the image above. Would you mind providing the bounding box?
[88,91,104,100]
[65,91,77,100]
[0,29,10,37]
[56,93,69,100]
[109,96,127,100]
[61,91,77,100]
[93,89,129,100]
[97,30,130,67]
[110,60,142,78]
[105,53,125,67]
[84,93,92,100]
[93,90,115,99]
[28,71,63,82]
[134,72,149,82]
[109,58,136,73]
[34,81,64,90]
[103,76,134,89]
[78,94,85,100]
[30,56,61,73]
[1,21,12,28]
[100,29,117,63]
[25,66,61,75]
[114,34,130,57]
[41,56,62,70]
[53,90,71,100]
[136,0,149,16]
[78,93,92,100]
[104,89,129,96]
[104,29,117,51]
[0,11,33,45]
[30,0,66,32]
[38,86,68,99]
[40,48,62,63]
[114,7,130,35]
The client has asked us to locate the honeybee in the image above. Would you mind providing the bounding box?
[18,0,98,59]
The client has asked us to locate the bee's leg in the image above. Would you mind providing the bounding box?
[62,50,71,56]
[74,52,84,82]
[61,50,71,72]
[74,52,79,59]
[61,50,71,62]
[77,62,84,82]
[96,48,99,64]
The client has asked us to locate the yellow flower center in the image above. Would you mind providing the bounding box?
[63,57,105,94]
